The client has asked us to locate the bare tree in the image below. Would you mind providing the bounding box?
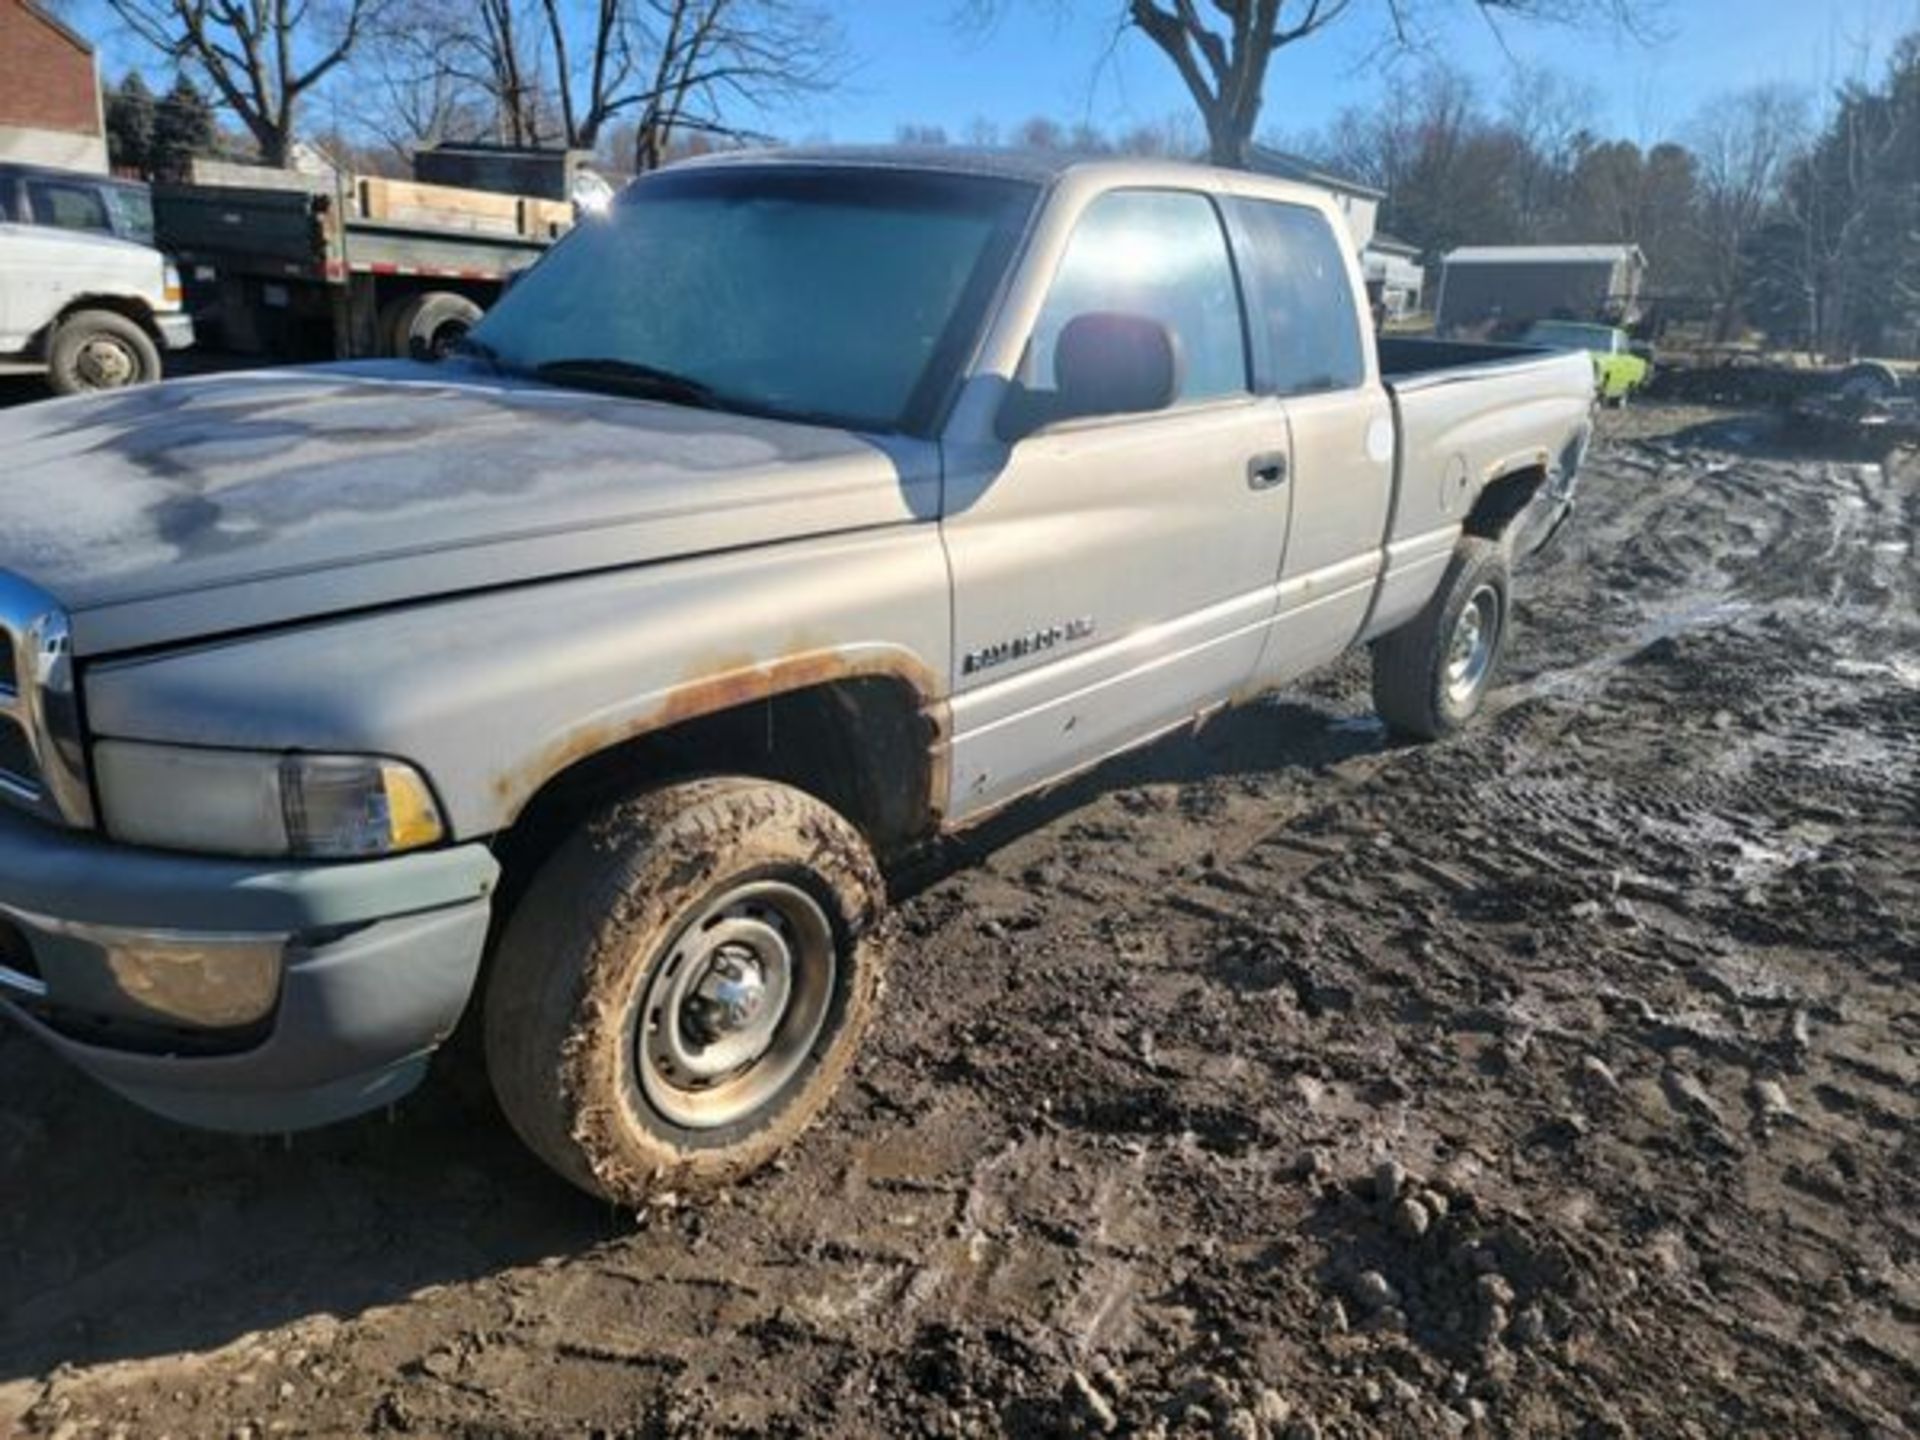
[1767,37,1920,355]
[1689,84,1808,337]
[344,0,839,171]
[1499,63,1597,235]
[967,0,1657,168]
[964,116,1003,148]
[480,0,549,144]
[1306,61,1520,254]
[536,0,642,149]
[345,0,524,162]
[105,0,384,166]
[625,0,843,172]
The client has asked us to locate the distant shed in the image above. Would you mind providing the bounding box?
[1435,244,1646,335]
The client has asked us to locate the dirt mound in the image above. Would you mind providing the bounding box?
[1311,1163,1594,1366]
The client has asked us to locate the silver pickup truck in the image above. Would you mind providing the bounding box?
[0,149,1593,1203]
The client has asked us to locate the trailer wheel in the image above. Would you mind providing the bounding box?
[47,309,161,394]
[1835,361,1901,402]
[390,291,483,361]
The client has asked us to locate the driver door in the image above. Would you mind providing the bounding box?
[940,187,1294,821]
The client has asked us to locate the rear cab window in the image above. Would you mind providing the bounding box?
[1226,197,1367,396]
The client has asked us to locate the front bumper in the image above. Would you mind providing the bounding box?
[0,806,498,1132]
[155,312,196,352]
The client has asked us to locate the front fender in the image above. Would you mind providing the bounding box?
[82,526,952,839]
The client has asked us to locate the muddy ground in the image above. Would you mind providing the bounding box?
[2,404,1915,1439]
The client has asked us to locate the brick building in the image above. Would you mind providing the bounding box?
[0,0,107,173]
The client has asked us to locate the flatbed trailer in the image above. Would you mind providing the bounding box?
[152,163,572,362]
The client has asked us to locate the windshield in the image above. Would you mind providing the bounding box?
[468,164,1038,436]
[1525,322,1611,352]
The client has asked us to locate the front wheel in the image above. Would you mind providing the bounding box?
[1370,537,1511,740]
[483,777,887,1205]
[46,309,162,394]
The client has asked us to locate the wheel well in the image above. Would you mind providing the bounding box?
[1464,465,1548,540]
[54,294,160,342]
[490,676,939,908]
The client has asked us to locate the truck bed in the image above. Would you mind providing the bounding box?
[150,163,572,360]
[1376,335,1561,384]
[1358,334,1598,642]
[153,180,559,285]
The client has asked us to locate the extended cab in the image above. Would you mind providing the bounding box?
[0,163,195,393]
[0,150,1593,1203]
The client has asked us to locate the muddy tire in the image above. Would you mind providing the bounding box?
[46,309,161,394]
[1371,538,1510,741]
[389,291,483,361]
[483,777,887,1205]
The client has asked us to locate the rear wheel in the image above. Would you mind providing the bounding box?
[389,291,483,361]
[46,309,161,394]
[483,777,887,1205]
[1371,538,1510,740]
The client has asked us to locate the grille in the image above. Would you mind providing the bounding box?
[0,573,91,827]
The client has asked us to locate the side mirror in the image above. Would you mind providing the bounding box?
[1000,311,1183,440]
[1054,311,1182,421]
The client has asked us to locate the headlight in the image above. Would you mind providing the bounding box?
[162,259,183,308]
[94,742,445,859]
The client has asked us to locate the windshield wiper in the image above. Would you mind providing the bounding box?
[451,336,506,373]
[532,357,718,407]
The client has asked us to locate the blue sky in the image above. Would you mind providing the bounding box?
[798,0,1920,146]
[73,0,1920,149]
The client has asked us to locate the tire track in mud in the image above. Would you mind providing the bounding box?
[4,409,1916,1439]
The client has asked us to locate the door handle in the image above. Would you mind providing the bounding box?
[1247,451,1289,490]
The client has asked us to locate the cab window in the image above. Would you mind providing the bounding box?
[1227,198,1366,396]
[26,179,113,235]
[1026,189,1249,404]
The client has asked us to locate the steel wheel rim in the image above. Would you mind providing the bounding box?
[1446,584,1500,705]
[76,335,138,389]
[635,879,836,1131]
[428,321,469,360]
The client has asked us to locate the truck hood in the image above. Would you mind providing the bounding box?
[0,362,940,655]
[19,225,164,265]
